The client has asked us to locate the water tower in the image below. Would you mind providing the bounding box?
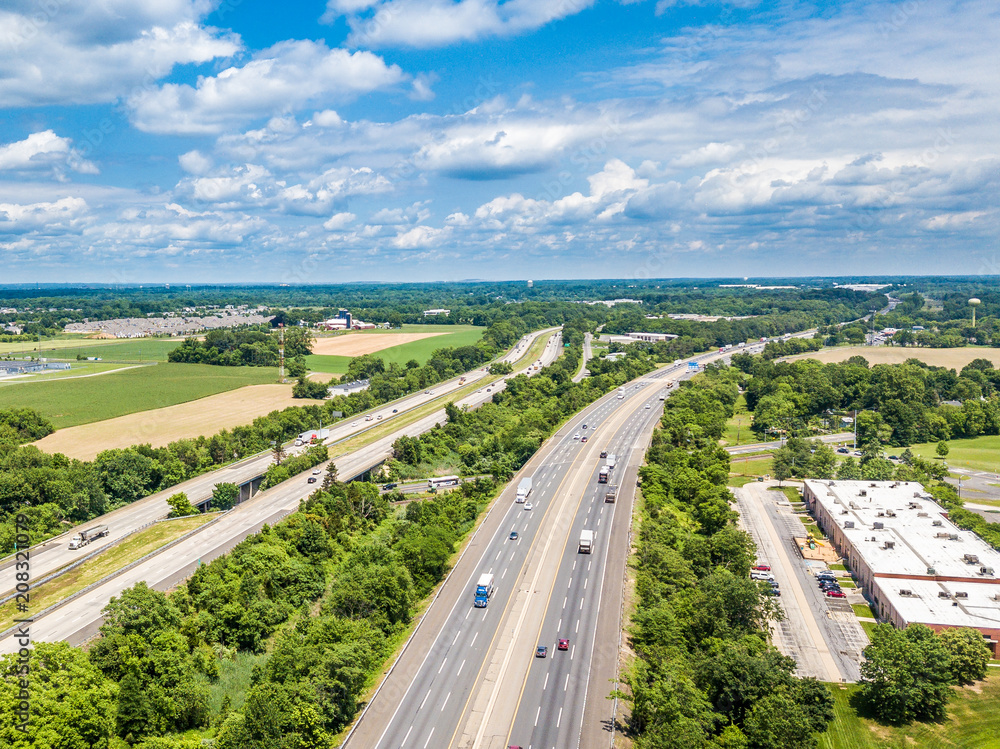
[970,297,981,327]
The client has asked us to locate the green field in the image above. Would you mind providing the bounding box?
[910,435,1000,473]
[304,325,485,374]
[730,455,773,476]
[0,337,181,361]
[0,363,275,428]
[819,678,1000,749]
[0,361,138,383]
[720,394,769,447]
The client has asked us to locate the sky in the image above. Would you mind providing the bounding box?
[0,0,997,284]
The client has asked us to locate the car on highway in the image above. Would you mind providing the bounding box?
[535,645,548,658]
[382,483,397,490]
[825,590,846,598]
[558,638,569,650]
[509,531,519,541]
[524,502,533,510]
[392,408,398,413]
[425,390,432,394]
[582,424,587,429]
[312,469,322,475]
[377,415,383,420]
[600,450,608,458]
[581,436,588,443]
[486,388,492,392]
[351,421,359,427]
[645,403,651,409]
[307,477,317,484]
[836,447,849,454]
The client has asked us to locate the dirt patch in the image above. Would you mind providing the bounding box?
[311,332,447,357]
[786,346,1000,369]
[34,384,323,461]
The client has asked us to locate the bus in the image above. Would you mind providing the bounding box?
[428,475,460,489]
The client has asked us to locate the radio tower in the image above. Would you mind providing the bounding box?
[278,324,285,382]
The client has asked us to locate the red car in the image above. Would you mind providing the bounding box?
[826,590,846,598]
[753,564,771,571]
[558,638,569,651]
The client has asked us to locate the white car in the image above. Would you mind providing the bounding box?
[645,404,651,409]
[524,502,533,510]
[312,469,322,475]
[351,421,359,426]
[573,433,581,440]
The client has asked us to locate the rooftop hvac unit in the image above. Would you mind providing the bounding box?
[918,512,929,518]
[964,554,981,565]
[949,534,960,541]
[883,541,895,549]
[909,502,922,509]
[873,521,884,530]
[850,501,860,509]
[860,490,867,497]
[932,520,944,527]
[870,483,878,488]
[981,567,995,576]
[927,567,936,575]
[939,591,952,599]
[834,499,843,505]
[935,532,950,538]
[877,510,886,517]
[992,593,1000,602]
[844,520,855,528]
[914,491,922,498]
[828,481,835,487]
[899,589,913,597]
[886,509,897,517]
[955,591,969,599]
[841,509,849,515]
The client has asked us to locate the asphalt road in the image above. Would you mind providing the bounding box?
[0,329,562,652]
[725,432,854,455]
[571,333,592,383]
[0,327,557,598]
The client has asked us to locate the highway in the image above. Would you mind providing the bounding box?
[342,341,751,749]
[571,332,592,383]
[0,330,562,648]
[0,327,557,598]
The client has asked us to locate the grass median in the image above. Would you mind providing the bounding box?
[0,514,216,632]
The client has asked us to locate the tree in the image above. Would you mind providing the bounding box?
[211,482,240,511]
[836,457,862,480]
[809,444,837,479]
[858,623,954,723]
[938,627,990,684]
[936,440,950,458]
[166,492,199,518]
[99,582,181,640]
[772,447,795,485]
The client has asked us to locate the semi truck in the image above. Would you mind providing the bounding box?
[294,428,330,446]
[68,524,109,550]
[579,530,594,554]
[474,573,495,607]
[605,484,618,503]
[516,477,533,503]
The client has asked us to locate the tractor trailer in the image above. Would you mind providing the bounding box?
[516,477,533,503]
[474,573,495,607]
[605,484,618,503]
[68,525,109,550]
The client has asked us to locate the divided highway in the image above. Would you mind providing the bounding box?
[0,329,562,651]
[0,328,557,599]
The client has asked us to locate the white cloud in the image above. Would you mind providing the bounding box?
[129,40,406,135]
[671,142,744,168]
[178,150,214,175]
[391,225,450,249]
[0,197,90,234]
[310,110,345,128]
[0,131,97,176]
[323,212,357,230]
[330,0,597,49]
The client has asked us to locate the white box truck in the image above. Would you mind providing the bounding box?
[516,476,533,503]
[474,573,495,607]
[579,530,594,554]
[606,453,617,470]
[68,524,109,550]
[605,484,618,503]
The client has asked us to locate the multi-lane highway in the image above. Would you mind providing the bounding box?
[0,328,558,599]
[0,330,562,650]
[343,357,704,749]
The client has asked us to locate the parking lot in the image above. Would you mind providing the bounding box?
[734,480,866,682]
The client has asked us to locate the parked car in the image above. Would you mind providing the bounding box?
[837,447,849,454]
[753,564,771,571]
[558,638,569,651]
[536,645,548,658]
[825,590,846,598]
[764,588,781,596]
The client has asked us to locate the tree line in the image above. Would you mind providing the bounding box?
[167,326,313,367]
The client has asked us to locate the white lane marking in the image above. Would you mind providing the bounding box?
[440,691,451,711]
[588,561,592,571]
[402,726,413,746]
[438,658,447,674]
[423,727,434,748]
[571,645,576,660]
[501,567,507,579]
[543,672,550,690]
[452,630,461,645]
[584,578,588,590]
[557,707,563,728]
[579,598,584,610]
[558,618,562,630]
[420,689,431,710]
[563,596,567,609]
[457,659,466,676]
[465,608,471,620]
[575,618,581,634]
[564,674,570,691]
[471,631,478,647]
[567,577,572,588]
[535,707,541,726]
[572,560,577,570]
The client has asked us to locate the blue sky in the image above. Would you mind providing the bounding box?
[0,0,997,283]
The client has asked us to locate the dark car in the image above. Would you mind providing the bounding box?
[581,436,588,443]
[536,645,548,658]
[558,638,569,651]
[837,447,849,454]
[509,531,519,541]
[392,409,398,413]
[582,424,588,429]
[600,450,608,458]
[765,588,781,596]
[382,482,397,491]
[307,477,317,484]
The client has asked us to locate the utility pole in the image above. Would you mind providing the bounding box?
[278,323,285,382]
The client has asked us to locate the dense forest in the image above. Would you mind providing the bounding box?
[168,327,313,367]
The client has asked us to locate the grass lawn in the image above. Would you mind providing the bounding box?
[727,475,761,487]
[304,325,485,374]
[0,514,214,632]
[730,456,773,477]
[769,486,802,503]
[852,603,875,618]
[910,435,1000,474]
[0,362,275,428]
[819,677,1000,749]
[831,563,848,571]
[33,338,181,362]
[859,620,878,639]
[720,393,769,447]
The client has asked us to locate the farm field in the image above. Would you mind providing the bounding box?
[33,383,322,460]
[0,362,275,429]
[909,435,1000,473]
[305,325,484,373]
[819,677,1000,749]
[787,346,1000,369]
[0,336,181,361]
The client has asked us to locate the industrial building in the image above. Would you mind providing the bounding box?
[0,361,72,377]
[803,479,1000,655]
[318,309,375,331]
